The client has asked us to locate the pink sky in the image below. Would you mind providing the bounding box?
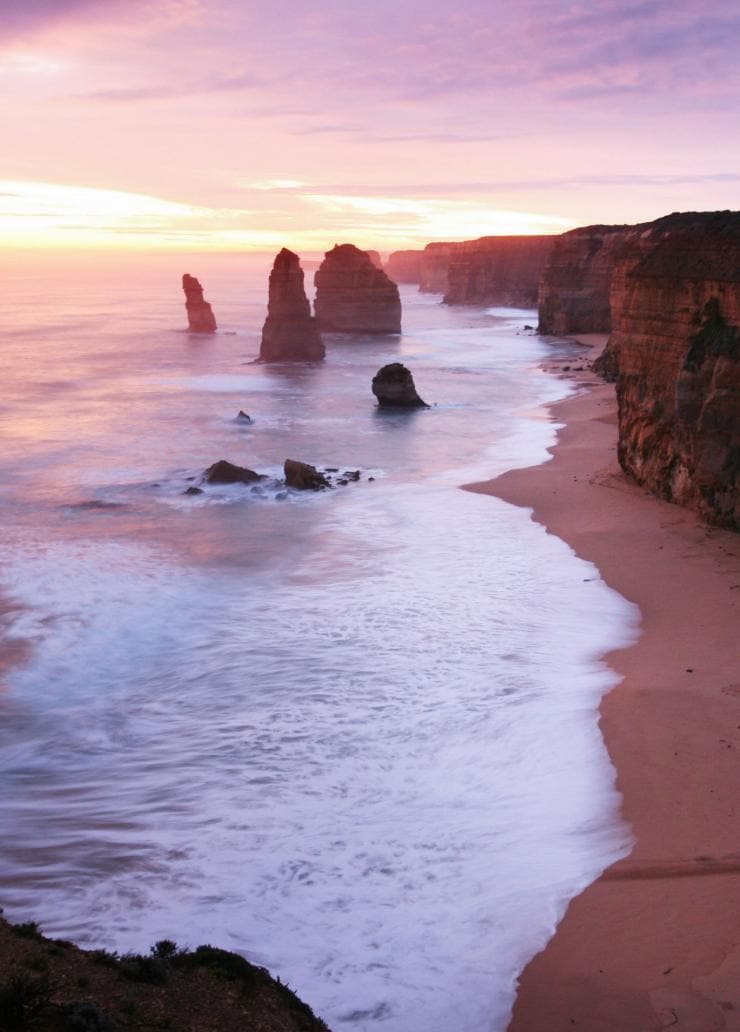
[2,0,739,251]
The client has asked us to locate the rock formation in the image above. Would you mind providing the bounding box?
[537,225,636,335]
[260,249,325,362]
[444,236,554,306]
[284,459,331,490]
[386,250,423,284]
[365,249,383,269]
[610,211,740,530]
[419,243,457,293]
[204,460,263,484]
[371,363,428,408]
[314,244,402,334]
[182,274,217,333]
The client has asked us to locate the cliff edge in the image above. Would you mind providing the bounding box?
[444,236,554,307]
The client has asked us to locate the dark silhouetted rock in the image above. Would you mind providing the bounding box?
[284,459,331,490]
[444,236,554,306]
[314,244,402,334]
[236,411,254,423]
[372,363,428,408]
[184,486,204,495]
[610,210,740,530]
[260,249,325,362]
[182,274,217,333]
[204,460,263,484]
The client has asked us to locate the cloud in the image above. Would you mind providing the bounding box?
[74,70,261,102]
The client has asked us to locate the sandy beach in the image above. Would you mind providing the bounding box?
[466,336,740,1032]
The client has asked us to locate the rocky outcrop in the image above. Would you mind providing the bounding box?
[284,459,331,490]
[444,236,554,306]
[259,249,325,362]
[182,274,217,333]
[611,211,740,530]
[204,460,263,484]
[365,250,383,269]
[386,250,423,284]
[419,243,457,293]
[314,244,402,333]
[537,225,636,335]
[371,363,428,408]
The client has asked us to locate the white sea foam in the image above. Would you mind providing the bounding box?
[0,272,639,1031]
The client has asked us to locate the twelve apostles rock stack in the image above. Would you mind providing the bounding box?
[609,211,739,530]
[371,363,428,408]
[314,244,402,334]
[259,248,325,362]
[182,274,217,333]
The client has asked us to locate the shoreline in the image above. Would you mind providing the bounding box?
[465,335,740,1031]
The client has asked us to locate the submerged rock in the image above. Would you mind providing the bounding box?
[371,363,428,408]
[284,459,331,491]
[314,244,402,334]
[182,274,217,333]
[260,249,325,362]
[204,460,263,485]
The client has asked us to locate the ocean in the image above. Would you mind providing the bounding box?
[0,251,638,1031]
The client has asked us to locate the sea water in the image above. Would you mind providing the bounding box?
[0,252,638,1031]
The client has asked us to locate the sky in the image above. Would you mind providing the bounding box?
[1,0,739,252]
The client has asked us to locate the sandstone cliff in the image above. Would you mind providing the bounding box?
[182,274,217,333]
[385,249,423,284]
[419,243,457,293]
[314,244,402,334]
[444,236,554,306]
[537,225,635,335]
[259,249,325,362]
[611,211,739,530]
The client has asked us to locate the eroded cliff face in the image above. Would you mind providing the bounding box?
[314,244,402,333]
[611,211,740,530]
[419,243,457,293]
[537,225,635,335]
[385,249,423,284]
[444,236,554,306]
[182,274,217,333]
[259,248,325,362]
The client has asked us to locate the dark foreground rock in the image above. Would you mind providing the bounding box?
[182,274,217,333]
[610,210,740,530]
[260,249,325,362]
[371,363,428,408]
[0,914,329,1032]
[284,459,331,490]
[204,460,263,484]
[314,244,402,334]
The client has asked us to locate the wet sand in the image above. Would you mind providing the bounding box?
[466,336,740,1032]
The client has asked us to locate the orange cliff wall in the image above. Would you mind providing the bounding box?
[610,211,740,530]
[537,225,635,335]
[443,236,554,307]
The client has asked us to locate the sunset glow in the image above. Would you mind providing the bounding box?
[2,0,739,252]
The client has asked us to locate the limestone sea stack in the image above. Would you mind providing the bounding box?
[372,363,428,408]
[610,211,740,530]
[182,274,217,333]
[260,249,325,362]
[314,244,402,334]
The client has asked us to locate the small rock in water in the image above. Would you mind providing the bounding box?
[275,491,288,501]
[343,470,361,481]
[204,459,263,484]
[284,459,331,491]
[236,411,254,424]
[372,363,428,408]
[184,486,203,496]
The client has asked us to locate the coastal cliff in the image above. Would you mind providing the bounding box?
[419,242,457,293]
[182,274,217,333]
[537,225,634,335]
[259,249,325,362]
[444,236,554,306]
[385,249,423,284]
[314,244,402,334]
[610,211,740,530]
